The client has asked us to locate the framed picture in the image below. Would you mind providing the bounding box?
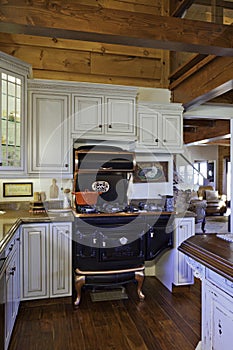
[133,162,169,183]
[3,182,33,197]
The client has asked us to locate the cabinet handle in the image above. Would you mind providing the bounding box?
[179,225,183,229]
[155,139,158,143]
[65,164,68,168]
[108,124,112,128]
[98,124,102,128]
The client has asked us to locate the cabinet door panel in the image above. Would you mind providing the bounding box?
[21,225,49,299]
[173,218,194,285]
[73,95,103,135]
[50,223,72,296]
[204,281,233,350]
[29,93,70,174]
[162,114,182,149]
[106,97,135,135]
[138,112,159,145]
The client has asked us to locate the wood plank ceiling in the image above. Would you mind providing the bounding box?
[0,0,232,145]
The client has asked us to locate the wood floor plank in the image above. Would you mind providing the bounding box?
[9,277,201,350]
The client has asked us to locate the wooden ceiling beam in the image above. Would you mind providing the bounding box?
[0,1,233,56]
[170,0,195,17]
[184,119,230,144]
[183,119,216,127]
[170,55,233,108]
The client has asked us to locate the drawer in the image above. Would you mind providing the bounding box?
[206,268,233,297]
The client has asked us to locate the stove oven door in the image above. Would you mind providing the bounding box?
[72,228,99,270]
[98,223,146,270]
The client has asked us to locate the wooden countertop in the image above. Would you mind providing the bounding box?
[179,234,233,282]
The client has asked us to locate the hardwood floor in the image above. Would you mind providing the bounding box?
[9,277,201,350]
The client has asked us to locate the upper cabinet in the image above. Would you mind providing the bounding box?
[72,84,137,140]
[137,103,183,153]
[28,80,72,177]
[0,52,31,176]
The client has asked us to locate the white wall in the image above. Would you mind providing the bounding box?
[183,144,218,187]
[0,178,73,202]
[137,88,171,103]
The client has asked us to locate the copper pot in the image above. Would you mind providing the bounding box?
[73,189,101,205]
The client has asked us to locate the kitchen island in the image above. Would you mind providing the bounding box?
[179,234,233,350]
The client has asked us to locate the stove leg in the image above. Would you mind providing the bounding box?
[135,271,145,300]
[74,275,85,308]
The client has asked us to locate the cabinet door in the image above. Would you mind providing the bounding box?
[21,224,49,299]
[138,111,159,146]
[0,52,30,175]
[105,97,136,136]
[5,249,16,350]
[73,95,104,136]
[29,92,71,175]
[50,223,72,297]
[4,229,20,349]
[203,281,233,350]
[173,218,194,285]
[161,113,182,150]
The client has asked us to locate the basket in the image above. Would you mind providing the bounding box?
[73,190,100,205]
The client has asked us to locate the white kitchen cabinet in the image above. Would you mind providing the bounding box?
[28,81,72,177]
[49,223,72,296]
[21,222,72,300]
[137,103,183,153]
[0,52,31,177]
[155,217,195,291]
[5,229,20,350]
[173,217,195,286]
[73,95,104,136]
[104,96,135,136]
[72,84,137,140]
[203,279,233,350]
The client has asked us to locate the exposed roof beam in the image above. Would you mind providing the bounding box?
[0,2,233,56]
[170,0,195,17]
[183,119,216,127]
[184,80,233,110]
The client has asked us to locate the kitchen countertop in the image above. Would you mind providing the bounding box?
[0,208,195,254]
[0,209,74,254]
[178,234,233,282]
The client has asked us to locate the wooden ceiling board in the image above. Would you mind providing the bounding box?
[0,2,233,56]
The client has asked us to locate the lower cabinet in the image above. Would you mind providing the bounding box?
[202,270,233,350]
[155,217,195,291]
[173,217,195,286]
[21,222,72,300]
[5,229,20,350]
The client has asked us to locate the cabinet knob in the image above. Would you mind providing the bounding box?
[98,124,102,128]
[108,124,112,128]
[155,138,158,143]
[179,225,183,229]
[163,139,166,142]
[65,164,68,168]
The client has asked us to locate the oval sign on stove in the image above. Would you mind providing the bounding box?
[92,180,110,193]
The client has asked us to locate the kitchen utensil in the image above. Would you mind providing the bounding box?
[73,189,101,205]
